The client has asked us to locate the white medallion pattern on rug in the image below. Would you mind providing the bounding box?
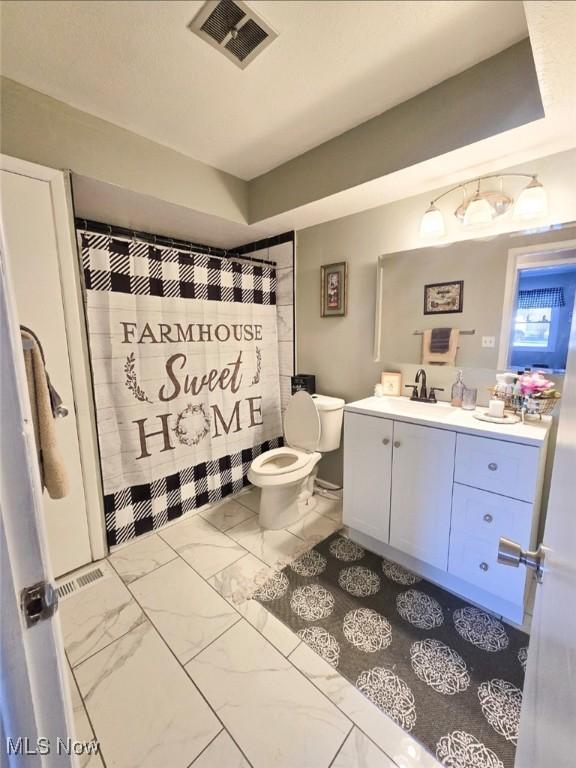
[329,536,365,562]
[477,679,522,744]
[356,667,417,732]
[343,607,392,653]
[436,730,504,768]
[289,550,327,577]
[382,559,422,585]
[290,583,335,621]
[252,571,289,601]
[396,589,444,629]
[517,647,528,673]
[338,566,381,597]
[297,626,340,667]
[252,532,527,768]
[453,607,510,652]
[410,638,470,695]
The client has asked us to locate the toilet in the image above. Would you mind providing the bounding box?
[248,391,345,529]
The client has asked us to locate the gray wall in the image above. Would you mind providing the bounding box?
[296,155,576,486]
[0,77,248,224]
[250,40,542,222]
[380,229,576,370]
[380,238,508,369]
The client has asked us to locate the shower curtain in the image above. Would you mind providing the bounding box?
[79,231,283,547]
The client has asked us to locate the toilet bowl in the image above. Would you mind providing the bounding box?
[248,391,344,529]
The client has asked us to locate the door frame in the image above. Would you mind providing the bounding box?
[1,234,75,765]
[0,153,106,562]
[497,238,576,370]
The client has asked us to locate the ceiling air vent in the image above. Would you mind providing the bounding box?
[189,0,277,69]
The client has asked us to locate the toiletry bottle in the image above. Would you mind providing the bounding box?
[495,373,507,393]
[451,370,464,407]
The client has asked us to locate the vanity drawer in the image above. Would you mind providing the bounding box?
[448,530,527,605]
[454,434,539,502]
[450,484,533,543]
[449,484,531,604]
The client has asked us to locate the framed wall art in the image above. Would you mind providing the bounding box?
[380,371,402,396]
[321,262,348,317]
[424,280,463,315]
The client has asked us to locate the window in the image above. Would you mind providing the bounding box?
[512,307,552,348]
[507,264,576,373]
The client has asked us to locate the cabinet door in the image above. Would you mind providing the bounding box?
[343,412,393,541]
[449,484,531,604]
[389,421,455,569]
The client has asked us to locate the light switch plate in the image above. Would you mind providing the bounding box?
[482,336,496,348]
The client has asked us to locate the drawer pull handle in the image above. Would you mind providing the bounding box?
[483,514,493,523]
[393,441,401,448]
[488,462,498,471]
[382,438,390,445]
[479,562,489,572]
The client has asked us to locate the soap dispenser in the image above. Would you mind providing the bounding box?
[451,369,464,407]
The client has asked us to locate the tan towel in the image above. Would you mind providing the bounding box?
[22,331,69,499]
[422,328,460,366]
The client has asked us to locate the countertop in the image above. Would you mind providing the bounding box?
[345,396,552,447]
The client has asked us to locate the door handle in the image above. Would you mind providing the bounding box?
[393,440,401,448]
[382,438,390,445]
[498,537,546,583]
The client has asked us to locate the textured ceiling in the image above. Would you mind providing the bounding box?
[0,0,528,179]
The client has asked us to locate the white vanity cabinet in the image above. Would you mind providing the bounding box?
[343,397,550,622]
[389,421,455,569]
[449,484,533,606]
[344,413,455,567]
[343,412,392,541]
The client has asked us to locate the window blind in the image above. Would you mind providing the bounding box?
[517,287,565,309]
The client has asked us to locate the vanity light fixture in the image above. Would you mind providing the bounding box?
[419,173,548,240]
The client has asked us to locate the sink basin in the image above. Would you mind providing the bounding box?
[378,397,457,420]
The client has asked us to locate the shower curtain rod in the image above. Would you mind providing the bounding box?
[75,218,277,266]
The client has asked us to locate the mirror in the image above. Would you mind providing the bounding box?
[378,223,576,374]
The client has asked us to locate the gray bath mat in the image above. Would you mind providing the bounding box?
[254,532,528,768]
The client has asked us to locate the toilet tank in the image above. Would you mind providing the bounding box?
[312,394,345,452]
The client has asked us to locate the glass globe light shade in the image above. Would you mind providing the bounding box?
[514,177,548,220]
[463,195,495,227]
[419,205,445,239]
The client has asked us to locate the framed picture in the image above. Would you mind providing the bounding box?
[424,280,463,315]
[321,262,348,317]
[380,371,402,396]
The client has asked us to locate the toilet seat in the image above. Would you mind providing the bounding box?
[250,447,315,476]
[248,447,321,488]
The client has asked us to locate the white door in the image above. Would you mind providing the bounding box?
[0,244,74,766]
[513,313,576,768]
[0,158,104,576]
[343,412,393,541]
[389,421,455,569]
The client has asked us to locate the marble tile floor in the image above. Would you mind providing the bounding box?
[60,487,440,768]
